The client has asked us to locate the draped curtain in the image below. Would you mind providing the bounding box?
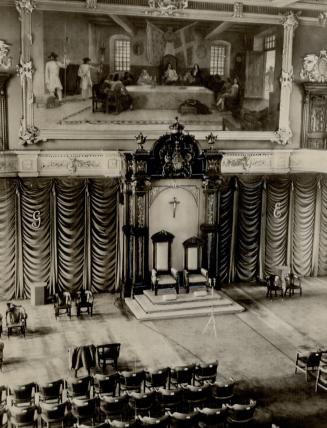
[319,176,327,275]
[235,177,263,281]
[20,179,52,298]
[265,176,290,275]
[89,179,119,292]
[218,184,233,283]
[0,177,119,299]
[0,179,17,300]
[292,175,317,276]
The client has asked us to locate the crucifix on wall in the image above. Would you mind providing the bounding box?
[169,196,180,218]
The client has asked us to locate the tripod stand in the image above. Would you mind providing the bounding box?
[202,279,217,338]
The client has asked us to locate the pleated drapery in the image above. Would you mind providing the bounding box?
[20,179,52,298]
[89,179,119,292]
[0,180,17,300]
[0,177,119,298]
[292,175,317,277]
[318,176,327,275]
[218,184,233,283]
[265,176,290,275]
[56,179,86,293]
[235,177,263,282]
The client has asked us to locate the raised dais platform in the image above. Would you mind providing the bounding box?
[125,289,244,320]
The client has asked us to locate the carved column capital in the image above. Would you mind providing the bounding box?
[15,0,36,15]
[280,10,300,31]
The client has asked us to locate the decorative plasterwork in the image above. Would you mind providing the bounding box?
[16,60,33,85]
[19,123,43,145]
[233,2,243,18]
[271,127,293,146]
[7,149,327,176]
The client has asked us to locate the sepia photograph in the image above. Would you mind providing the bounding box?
[1,0,327,427]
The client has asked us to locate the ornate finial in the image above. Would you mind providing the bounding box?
[169,117,185,134]
[15,0,36,15]
[205,132,218,150]
[135,132,147,151]
[280,10,300,30]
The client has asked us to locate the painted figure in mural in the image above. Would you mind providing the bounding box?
[163,63,178,84]
[163,27,176,56]
[190,63,203,84]
[216,77,239,111]
[45,52,67,102]
[111,73,133,112]
[78,57,94,100]
[137,69,153,85]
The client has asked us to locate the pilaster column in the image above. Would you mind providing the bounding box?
[273,11,299,145]
[123,150,151,297]
[15,0,41,145]
[0,73,12,150]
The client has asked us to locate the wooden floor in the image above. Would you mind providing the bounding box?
[1,278,327,427]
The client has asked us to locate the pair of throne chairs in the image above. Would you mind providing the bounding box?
[151,231,209,296]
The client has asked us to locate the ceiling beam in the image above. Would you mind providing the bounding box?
[108,14,135,36]
[205,21,233,40]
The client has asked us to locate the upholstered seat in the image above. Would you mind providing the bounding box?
[183,237,209,293]
[53,292,72,319]
[151,231,179,296]
[76,290,94,317]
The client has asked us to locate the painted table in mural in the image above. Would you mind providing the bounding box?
[127,85,216,110]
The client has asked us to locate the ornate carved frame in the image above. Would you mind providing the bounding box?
[16,1,299,145]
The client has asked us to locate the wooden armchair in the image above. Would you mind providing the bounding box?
[284,273,302,297]
[76,290,94,317]
[151,231,179,296]
[265,274,283,299]
[183,237,209,294]
[6,303,28,338]
[53,292,72,319]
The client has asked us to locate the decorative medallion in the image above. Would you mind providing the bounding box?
[271,127,292,146]
[19,123,42,145]
[146,0,188,16]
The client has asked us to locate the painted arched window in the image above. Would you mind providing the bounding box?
[110,34,131,72]
[210,41,231,77]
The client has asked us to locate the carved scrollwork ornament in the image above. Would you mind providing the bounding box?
[280,68,294,89]
[233,2,243,18]
[19,122,42,145]
[271,127,293,145]
[15,0,36,15]
[16,61,33,85]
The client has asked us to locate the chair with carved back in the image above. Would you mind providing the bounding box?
[183,237,209,294]
[151,231,179,296]
[53,292,72,319]
[284,272,302,297]
[76,290,94,317]
[265,274,283,299]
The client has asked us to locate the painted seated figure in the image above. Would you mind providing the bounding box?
[6,303,28,337]
[137,69,153,85]
[163,63,179,84]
